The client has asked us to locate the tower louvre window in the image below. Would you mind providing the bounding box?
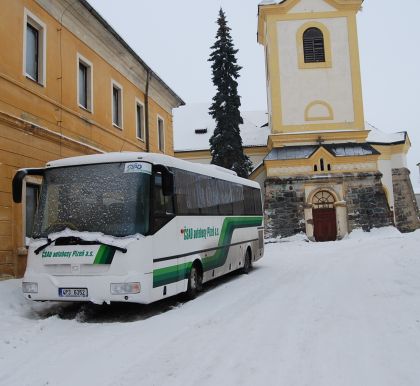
[303,27,325,63]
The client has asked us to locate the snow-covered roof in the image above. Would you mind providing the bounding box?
[259,0,287,5]
[173,106,409,154]
[173,103,270,152]
[79,0,184,107]
[258,0,364,5]
[366,122,407,145]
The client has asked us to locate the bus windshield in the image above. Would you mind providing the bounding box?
[32,162,151,238]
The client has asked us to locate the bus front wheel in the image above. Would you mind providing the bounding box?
[185,264,202,300]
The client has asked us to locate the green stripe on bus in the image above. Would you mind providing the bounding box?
[93,245,116,265]
[202,216,262,271]
[153,262,192,288]
[152,216,262,288]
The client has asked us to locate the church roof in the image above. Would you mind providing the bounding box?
[324,143,380,156]
[366,122,407,145]
[265,143,379,161]
[265,146,318,160]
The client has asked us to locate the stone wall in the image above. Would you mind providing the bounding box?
[264,177,306,239]
[392,168,420,232]
[345,172,392,232]
[264,172,392,239]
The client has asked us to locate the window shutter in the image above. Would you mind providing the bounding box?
[303,28,326,63]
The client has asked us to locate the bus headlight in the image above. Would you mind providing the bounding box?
[22,282,38,294]
[110,282,141,295]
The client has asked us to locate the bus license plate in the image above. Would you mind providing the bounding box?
[59,288,88,298]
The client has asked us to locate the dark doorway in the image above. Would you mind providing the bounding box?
[312,191,337,242]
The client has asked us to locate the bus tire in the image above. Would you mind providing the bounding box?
[241,248,252,275]
[185,263,202,300]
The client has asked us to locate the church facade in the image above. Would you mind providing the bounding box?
[256,0,419,240]
[174,0,419,240]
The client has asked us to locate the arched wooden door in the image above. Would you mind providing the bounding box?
[312,191,337,242]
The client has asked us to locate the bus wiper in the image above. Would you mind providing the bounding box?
[34,238,53,255]
[57,236,127,254]
[34,236,127,254]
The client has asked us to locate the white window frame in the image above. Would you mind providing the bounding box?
[23,8,47,86]
[111,80,123,129]
[157,115,165,153]
[135,98,145,141]
[77,53,93,112]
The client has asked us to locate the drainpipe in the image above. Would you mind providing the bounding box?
[145,70,151,152]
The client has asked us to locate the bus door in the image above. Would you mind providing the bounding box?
[151,173,182,294]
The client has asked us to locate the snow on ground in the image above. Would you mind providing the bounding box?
[1,228,420,386]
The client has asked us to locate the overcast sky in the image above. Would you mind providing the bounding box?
[88,0,419,189]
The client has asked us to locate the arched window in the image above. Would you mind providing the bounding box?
[312,191,335,209]
[303,27,325,63]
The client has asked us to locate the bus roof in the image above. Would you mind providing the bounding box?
[46,152,261,188]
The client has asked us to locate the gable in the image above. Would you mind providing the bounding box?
[288,0,336,14]
[309,146,335,162]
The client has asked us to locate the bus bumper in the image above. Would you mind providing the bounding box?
[22,272,153,304]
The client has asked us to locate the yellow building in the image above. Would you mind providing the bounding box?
[0,0,184,278]
[256,0,419,240]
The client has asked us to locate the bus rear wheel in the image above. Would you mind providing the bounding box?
[241,249,252,274]
[185,264,202,300]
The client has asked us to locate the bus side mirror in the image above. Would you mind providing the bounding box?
[12,168,44,203]
[154,164,174,196]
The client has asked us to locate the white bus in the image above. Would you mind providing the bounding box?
[13,153,264,304]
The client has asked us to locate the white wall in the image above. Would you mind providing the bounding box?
[277,17,355,126]
[377,159,394,208]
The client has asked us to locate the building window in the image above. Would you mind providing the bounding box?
[25,183,40,244]
[26,24,38,81]
[77,55,93,111]
[24,9,46,85]
[303,27,325,63]
[157,116,165,152]
[136,100,145,140]
[111,81,123,128]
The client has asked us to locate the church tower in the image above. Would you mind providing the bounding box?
[258,0,365,138]
[257,0,397,240]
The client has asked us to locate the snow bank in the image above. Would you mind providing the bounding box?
[265,232,309,244]
[345,226,402,240]
[1,229,420,386]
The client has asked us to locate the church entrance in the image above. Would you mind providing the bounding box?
[312,191,337,242]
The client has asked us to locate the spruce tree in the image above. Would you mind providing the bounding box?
[208,8,252,178]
